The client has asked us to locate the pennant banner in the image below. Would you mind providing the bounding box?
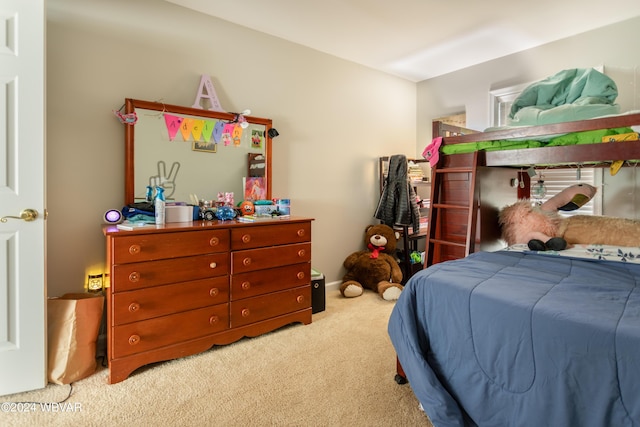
[202,120,214,142]
[232,124,242,146]
[162,112,251,148]
[180,118,195,141]
[222,123,235,146]
[191,119,204,141]
[212,121,225,143]
[163,113,223,143]
[163,114,183,141]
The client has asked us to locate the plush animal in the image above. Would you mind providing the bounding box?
[340,224,403,301]
[499,183,640,250]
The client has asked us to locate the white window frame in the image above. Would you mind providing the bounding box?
[489,82,532,127]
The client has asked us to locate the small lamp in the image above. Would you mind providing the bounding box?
[104,209,122,224]
[87,274,104,293]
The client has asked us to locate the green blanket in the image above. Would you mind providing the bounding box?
[440,127,634,155]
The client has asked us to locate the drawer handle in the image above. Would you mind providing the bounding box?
[297,271,305,280]
[128,302,140,312]
[209,288,219,297]
[297,229,305,237]
[296,295,305,304]
[242,257,251,266]
[128,335,140,346]
[209,237,219,247]
[209,262,217,269]
[209,315,219,325]
[129,244,140,255]
[241,308,250,317]
[242,234,251,243]
[297,249,306,257]
[128,272,140,282]
[241,281,251,290]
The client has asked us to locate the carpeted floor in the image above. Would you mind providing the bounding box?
[1,290,432,426]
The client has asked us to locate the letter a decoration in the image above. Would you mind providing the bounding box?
[192,74,225,112]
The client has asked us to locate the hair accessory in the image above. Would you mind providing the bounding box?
[113,105,138,125]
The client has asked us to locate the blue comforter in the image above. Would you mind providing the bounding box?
[388,251,640,427]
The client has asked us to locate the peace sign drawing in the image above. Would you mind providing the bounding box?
[148,160,180,199]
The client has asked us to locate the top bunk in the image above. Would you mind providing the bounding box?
[433,112,640,168]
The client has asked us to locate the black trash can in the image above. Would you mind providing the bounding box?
[311,271,325,314]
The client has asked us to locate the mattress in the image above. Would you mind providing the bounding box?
[388,250,640,427]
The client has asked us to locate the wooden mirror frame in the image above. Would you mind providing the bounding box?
[124,98,273,204]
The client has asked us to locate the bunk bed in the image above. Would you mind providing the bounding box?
[388,113,640,427]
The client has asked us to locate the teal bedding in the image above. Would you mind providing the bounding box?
[508,68,620,126]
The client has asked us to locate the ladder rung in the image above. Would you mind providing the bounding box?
[435,167,474,174]
[432,203,470,210]
[428,239,467,248]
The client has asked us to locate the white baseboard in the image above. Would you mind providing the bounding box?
[325,279,341,292]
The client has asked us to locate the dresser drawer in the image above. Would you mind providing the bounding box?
[230,285,311,328]
[231,222,311,250]
[112,253,229,292]
[231,243,310,274]
[112,304,229,358]
[112,276,229,325]
[111,229,229,264]
[231,263,310,301]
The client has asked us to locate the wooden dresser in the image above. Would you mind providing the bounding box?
[103,217,313,384]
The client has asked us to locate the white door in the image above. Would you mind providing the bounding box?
[0,0,46,396]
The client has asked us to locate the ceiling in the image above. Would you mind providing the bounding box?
[166,0,640,82]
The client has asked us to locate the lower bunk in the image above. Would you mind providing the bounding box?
[388,247,640,427]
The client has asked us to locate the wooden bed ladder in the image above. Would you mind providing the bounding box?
[424,150,481,267]
[395,150,481,385]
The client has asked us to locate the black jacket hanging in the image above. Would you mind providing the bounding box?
[374,154,421,233]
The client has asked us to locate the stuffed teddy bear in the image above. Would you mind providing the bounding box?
[499,183,640,250]
[340,224,403,301]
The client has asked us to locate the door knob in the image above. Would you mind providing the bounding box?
[0,209,39,223]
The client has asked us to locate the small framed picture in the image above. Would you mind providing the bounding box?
[251,129,264,149]
[192,140,217,153]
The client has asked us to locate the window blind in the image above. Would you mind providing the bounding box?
[531,168,601,217]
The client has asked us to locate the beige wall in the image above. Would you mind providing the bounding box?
[416,15,640,219]
[46,2,640,296]
[45,0,416,296]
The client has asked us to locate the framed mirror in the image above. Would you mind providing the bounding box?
[124,98,273,205]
